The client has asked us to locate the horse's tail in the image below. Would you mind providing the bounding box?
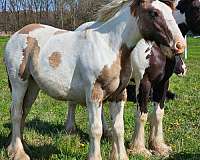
[7,73,12,93]
[4,64,12,93]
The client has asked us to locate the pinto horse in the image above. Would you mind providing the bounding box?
[4,0,185,159]
[128,39,187,156]
[65,44,186,157]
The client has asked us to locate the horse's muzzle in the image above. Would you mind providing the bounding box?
[174,40,186,54]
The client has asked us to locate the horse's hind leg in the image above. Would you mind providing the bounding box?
[7,78,30,160]
[101,107,111,138]
[65,101,77,134]
[21,76,40,137]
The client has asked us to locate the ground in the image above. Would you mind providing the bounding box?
[0,36,199,160]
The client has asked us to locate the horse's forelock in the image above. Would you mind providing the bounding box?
[130,0,155,16]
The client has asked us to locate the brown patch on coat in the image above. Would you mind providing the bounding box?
[49,52,62,69]
[54,30,68,35]
[18,24,45,34]
[91,82,104,106]
[92,44,132,102]
[18,37,40,80]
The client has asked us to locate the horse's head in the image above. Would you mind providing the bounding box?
[174,55,187,76]
[131,0,186,55]
[177,0,200,34]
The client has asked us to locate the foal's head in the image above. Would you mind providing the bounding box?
[174,55,187,76]
[131,0,186,54]
[177,0,200,34]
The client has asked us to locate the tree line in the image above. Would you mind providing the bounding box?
[0,0,108,33]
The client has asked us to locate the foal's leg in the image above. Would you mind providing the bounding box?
[129,77,151,156]
[7,79,30,160]
[149,81,172,156]
[109,90,128,160]
[65,101,77,134]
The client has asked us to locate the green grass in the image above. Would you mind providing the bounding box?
[0,36,200,160]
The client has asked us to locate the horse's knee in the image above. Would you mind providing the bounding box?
[90,121,103,139]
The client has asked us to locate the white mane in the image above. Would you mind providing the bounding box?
[97,0,131,22]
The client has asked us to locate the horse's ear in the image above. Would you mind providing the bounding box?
[130,0,150,16]
[176,0,188,13]
[140,0,150,9]
[130,0,139,16]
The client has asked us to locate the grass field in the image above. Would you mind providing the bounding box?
[0,36,200,160]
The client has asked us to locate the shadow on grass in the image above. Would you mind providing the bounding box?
[27,144,60,160]
[168,153,200,160]
[0,134,8,150]
[4,118,91,143]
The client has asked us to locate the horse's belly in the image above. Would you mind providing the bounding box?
[31,58,86,103]
[35,74,86,103]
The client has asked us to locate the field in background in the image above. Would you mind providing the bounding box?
[0,36,199,160]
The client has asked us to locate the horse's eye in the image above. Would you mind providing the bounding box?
[148,10,158,18]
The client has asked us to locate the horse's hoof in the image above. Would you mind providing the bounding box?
[150,143,172,157]
[128,147,152,157]
[8,145,30,160]
[110,150,128,160]
[65,126,77,135]
[14,150,30,160]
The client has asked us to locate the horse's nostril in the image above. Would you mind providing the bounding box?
[174,41,186,54]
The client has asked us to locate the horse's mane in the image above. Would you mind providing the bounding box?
[97,0,131,22]
[97,0,177,22]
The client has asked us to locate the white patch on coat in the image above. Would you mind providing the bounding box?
[177,60,187,77]
[150,102,164,144]
[133,110,148,148]
[131,39,154,96]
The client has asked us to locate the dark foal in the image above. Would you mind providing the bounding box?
[127,54,186,102]
[129,39,186,156]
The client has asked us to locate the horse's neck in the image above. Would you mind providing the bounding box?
[95,6,141,51]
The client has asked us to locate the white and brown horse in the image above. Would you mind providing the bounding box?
[4,0,185,159]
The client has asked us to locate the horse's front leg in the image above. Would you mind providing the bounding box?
[149,80,172,156]
[65,101,78,134]
[109,90,128,160]
[129,77,151,157]
[87,84,103,160]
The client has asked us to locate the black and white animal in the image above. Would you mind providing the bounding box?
[175,0,200,35]
[126,54,186,102]
[128,39,187,156]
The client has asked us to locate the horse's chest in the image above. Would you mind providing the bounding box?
[95,45,132,100]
